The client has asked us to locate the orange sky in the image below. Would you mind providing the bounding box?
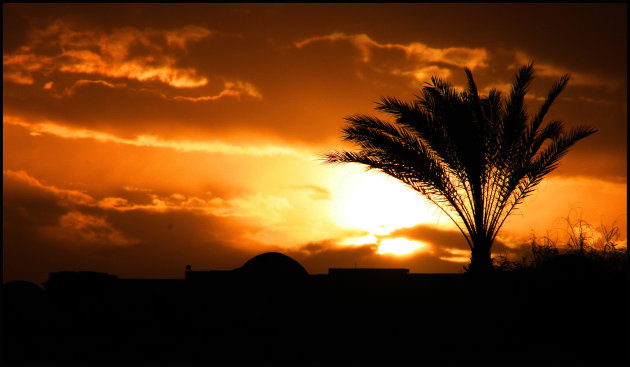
[3,3,627,284]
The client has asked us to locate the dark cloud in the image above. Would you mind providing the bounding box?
[2,207,260,285]
[3,172,68,227]
[86,208,263,278]
[2,170,266,284]
[387,223,510,255]
[283,240,465,274]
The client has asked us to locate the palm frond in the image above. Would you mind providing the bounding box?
[530,125,597,179]
[530,74,570,133]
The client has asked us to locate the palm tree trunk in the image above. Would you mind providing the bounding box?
[470,179,493,274]
[469,236,493,274]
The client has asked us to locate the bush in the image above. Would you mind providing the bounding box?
[493,211,627,275]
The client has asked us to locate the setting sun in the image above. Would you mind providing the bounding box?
[329,164,437,235]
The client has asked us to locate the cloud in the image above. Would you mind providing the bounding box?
[2,168,285,282]
[474,78,617,106]
[2,53,43,84]
[4,169,95,207]
[565,96,615,105]
[511,51,620,89]
[3,70,35,85]
[294,32,488,69]
[3,19,263,104]
[96,189,303,246]
[215,193,292,224]
[282,240,465,274]
[97,190,293,226]
[4,167,289,284]
[61,79,127,96]
[3,181,263,284]
[3,170,137,248]
[401,42,488,70]
[49,77,261,102]
[438,248,471,263]
[49,211,136,246]
[4,169,294,238]
[170,81,262,101]
[391,65,453,83]
[387,222,510,255]
[163,25,214,49]
[3,20,211,88]
[3,115,310,158]
[289,185,332,200]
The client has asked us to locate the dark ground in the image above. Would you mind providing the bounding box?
[3,257,627,364]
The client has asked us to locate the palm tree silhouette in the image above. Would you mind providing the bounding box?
[325,63,596,273]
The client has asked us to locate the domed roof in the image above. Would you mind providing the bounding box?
[3,280,44,299]
[3,281,45,309]
[240,252,308,278]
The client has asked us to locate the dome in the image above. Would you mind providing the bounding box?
[3,280,44,303]
[239,252,308,279]
[3,281,45,335]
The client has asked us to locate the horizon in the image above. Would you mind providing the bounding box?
[3,3,627,285]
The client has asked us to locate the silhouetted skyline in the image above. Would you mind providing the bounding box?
[3,3,627,284]
[4,251,626,363]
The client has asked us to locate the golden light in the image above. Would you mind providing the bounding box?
[329,164,437,235]
[342,234,378,245]
[377,238,427,255]
[439,248,470,263]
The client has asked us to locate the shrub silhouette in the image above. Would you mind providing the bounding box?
[495,215,627,275]
[325,62,596,273]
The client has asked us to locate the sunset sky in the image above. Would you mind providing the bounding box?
[3,3,627,284]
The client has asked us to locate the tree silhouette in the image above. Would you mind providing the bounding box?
[325,63,596,273]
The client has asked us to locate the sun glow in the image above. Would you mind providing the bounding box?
[330,164,437,235]
[439,248,471,263]
[377,238,427,255]
[342,234,378,245]
[327,164,440,256]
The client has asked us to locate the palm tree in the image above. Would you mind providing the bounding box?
[324,63,596,273]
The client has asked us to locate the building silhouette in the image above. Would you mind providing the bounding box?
[3,252,626,363]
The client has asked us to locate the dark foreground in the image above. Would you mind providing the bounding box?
[3,254,627,364]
